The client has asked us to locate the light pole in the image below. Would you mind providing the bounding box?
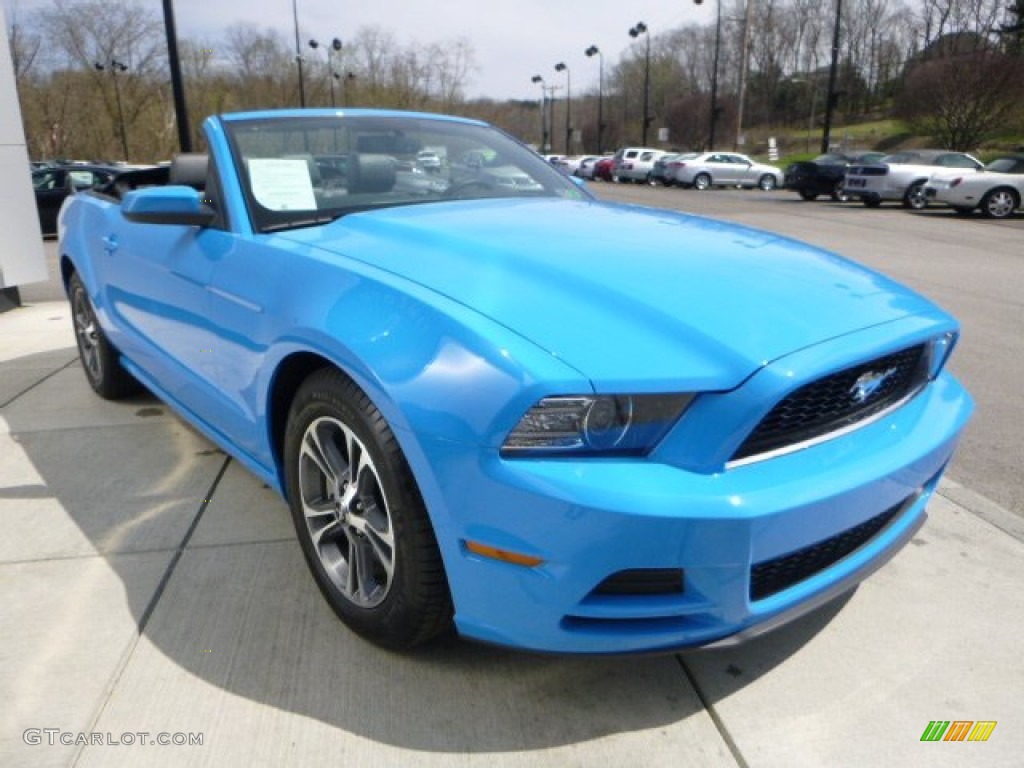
[309,37,343,107]
[821,0,843,153]
[94,60,129,160]
[531,75,549,153]
[161,0,191,152]
[585,45,604,154]
[291,0,306,107]
[554,62,571,154]
[628,22,651,146]
[694,1,721,150]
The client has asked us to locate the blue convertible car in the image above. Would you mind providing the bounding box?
[59,109,972,653]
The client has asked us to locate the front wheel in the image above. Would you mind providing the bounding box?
[758,174,777,191]
[903,182,928,210]
[980,188,1018,219]
[798,189,818,201]
[68,272,140,399]
[284,368,452,650]
[693,173,712,191]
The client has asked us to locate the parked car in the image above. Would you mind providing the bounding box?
[784,151,886,201]
[671,152,784,190]
[59,108,971,654]
[576,155,607,179]
[843,150,983,209]
[592,156,617,181]
[651,152,698,186]
[925,155,1024,219]
[613,147,667,183]
[32,164,118,235]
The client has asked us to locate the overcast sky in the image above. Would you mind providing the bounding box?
[7,0,717,99]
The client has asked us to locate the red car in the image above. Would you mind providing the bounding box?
[592,156,616,181]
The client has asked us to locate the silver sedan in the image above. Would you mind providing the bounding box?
[671,152,784,191]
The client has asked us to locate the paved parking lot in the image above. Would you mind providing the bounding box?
[3,191,1023,766]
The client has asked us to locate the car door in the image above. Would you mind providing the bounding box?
[706,154,737,184]
[730,154,758,186]
[99,161,250,440]
[33,169,70,234]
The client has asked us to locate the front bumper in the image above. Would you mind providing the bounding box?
[408,352,971,654]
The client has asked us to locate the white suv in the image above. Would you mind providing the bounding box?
[612,147,666,183]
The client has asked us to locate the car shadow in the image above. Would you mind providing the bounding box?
[4,345,851,753]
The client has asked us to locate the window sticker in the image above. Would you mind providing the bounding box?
[248,158,317,211]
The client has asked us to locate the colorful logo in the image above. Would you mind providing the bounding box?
[921,721,997,742]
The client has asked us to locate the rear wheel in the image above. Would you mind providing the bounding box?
[693,173,712,191]
[68,272,140,399]
[798,189,818,201]
[284,368,452,650]
[903,182,928,210]
[980,188,1018,219]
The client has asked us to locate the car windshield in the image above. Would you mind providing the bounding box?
[985,157,1024,174]
[225,114,584,233]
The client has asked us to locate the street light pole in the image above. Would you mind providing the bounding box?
[161,0,191,152]
[585,45,603,154]
[531,75,548,152]
[292,0,306,107]
[554,62,571,154]
[95,60,129,160]
[694,1,721,150]
[628,22,650,146]
[821,0,843,153]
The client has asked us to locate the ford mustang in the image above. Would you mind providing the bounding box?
[58,109,973,653]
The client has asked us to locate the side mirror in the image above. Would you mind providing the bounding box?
[121,186,216,227]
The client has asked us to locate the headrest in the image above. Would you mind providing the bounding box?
[169,153,209,190]
[347,154,396,194]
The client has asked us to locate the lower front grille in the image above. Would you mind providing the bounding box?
[749,500,905,601]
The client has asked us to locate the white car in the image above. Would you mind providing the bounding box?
[611,147,666,183]
[925,156,1024,219]
[671,152,783,190]
[843,150,983,209]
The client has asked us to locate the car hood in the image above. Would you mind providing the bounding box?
[281,199,936,390]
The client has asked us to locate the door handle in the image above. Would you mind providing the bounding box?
[102,234,118,254]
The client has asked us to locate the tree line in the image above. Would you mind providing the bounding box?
[8,0,1024,162]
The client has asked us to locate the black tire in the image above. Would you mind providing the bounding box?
[693,173,712,191]
[758,174,777,191]
[830,181,850,203]
[979,188,1018,219]
[284,368,452,650]
[863,196,882,208]
[903,182,928,210]
[798,189,818,201]
[68,272,140,399]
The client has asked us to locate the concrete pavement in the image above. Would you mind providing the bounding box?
[2,300,1022,767]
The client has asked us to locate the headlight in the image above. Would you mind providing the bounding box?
[926,331,958,379]
[501,394,694,457]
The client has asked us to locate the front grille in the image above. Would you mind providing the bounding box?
[731,344,927,462]
[749,500,904,601]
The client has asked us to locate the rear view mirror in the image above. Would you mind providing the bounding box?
[121,186,216,227]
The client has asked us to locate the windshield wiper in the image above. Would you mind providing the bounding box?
[261,212,346,233]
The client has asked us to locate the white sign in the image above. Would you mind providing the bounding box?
[658,127,670,143]
[248,158,318,211]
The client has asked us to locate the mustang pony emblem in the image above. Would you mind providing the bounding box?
[851,367,898,404]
